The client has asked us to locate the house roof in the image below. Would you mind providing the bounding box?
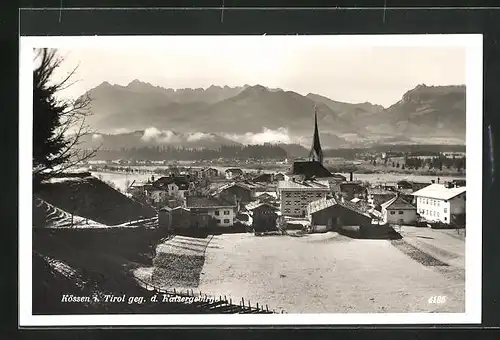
[412,183,466,200]
[308,197,371,218]
[245,201,279,211]
[218,181,260,193]
[308,198,337,214]
[350,197,361,203]
[256,192,276,200]
[252,173,273,182]
[381,195,416,210]
[225,168,243,174]
[186,196,236,209]
[291,161,335,178]
[152,176,191,190]
[367,188,394,195]
[278,179,330,191]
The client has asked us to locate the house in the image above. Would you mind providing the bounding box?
[380,194,417,225]
[217,182,258,204]
[274,173,285,182]
[255,192,277,203]
[288,161,346,181]
[412,183,466,225]
[186,196,237,227]
[246,202,279,232]
[365,188,397,209]
[225,168,244,180]
[397,180,431,192]
[339,181,366,200]
[252,173,274,183]
[202,167,219,179]
[151,175,196,200]
[306,197,372,228]
[277,179,331,217]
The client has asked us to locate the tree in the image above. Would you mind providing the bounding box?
[33,48,99,185]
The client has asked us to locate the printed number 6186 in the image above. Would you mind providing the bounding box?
[428,296,447,304]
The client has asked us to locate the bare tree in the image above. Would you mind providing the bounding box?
[33,48,100,185]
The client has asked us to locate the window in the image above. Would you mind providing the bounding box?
[284,208,290,213]
[444,208,448,213]
[217,219,222,224]
[390,211,396,215]
[285,200,291,206]
[398,211,404,215]
[437,212,440,217]
[285,193,291,198]
[215,211,220,216]
[224,210,230,215]
[316,193,322,197]
[223,219,230,224]
[444,217,447,221]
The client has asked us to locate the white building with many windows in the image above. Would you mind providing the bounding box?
[412,183,466,224]
[277,179,331,217]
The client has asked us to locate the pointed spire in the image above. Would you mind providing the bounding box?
[309,105,324,165]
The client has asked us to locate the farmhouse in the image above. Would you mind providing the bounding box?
[217,182,260,204]
[380,194,417,225]
[306,198,372,229]
[158,206,212,230]
[225,168,244,180]
[277,179,331,217]
[149,175,195,200]
[186,196,237,227]
[412,183,466,225]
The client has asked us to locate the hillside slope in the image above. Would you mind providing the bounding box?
[35,175,157,226]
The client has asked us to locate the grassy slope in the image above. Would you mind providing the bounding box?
[35,175,156,226]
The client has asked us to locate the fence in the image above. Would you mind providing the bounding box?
[134,275,281,314]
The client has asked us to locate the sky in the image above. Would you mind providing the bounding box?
[48,36,466,108]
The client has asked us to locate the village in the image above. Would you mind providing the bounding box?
[117,114,466,238]
[32,111,467,314]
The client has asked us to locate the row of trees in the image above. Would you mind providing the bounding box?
[371,155,466,171]
[92,144,288,161]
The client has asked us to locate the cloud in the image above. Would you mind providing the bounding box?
[92,134,103,141]
[141,127,182,144]
[223,127,295,145]
[113,128,131,134]
[186,132,215,142]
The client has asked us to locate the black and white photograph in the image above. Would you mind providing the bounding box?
[19,34,482,326]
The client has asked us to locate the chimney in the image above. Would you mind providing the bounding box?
[349,172,353,182]
[151,175,155,182]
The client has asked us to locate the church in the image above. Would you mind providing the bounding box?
[286,108,346,183]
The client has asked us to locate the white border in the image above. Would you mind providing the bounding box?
[19,34,483,326]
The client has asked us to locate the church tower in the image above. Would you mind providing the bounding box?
[309,107,324,165]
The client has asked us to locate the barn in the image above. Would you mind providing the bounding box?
[247,202,279,233]
[307,198,372,229]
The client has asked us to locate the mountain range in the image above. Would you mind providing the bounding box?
[81,80,466,150]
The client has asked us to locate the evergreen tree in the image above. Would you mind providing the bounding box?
[33,48,98,184]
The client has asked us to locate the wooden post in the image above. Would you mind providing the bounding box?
[241,297,244,306]
[256,302,259,310]
[173,288,176,295]
[266,304,269,312]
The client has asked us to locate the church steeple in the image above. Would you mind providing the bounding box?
[309,106,323,165]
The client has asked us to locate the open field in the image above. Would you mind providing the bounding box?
[151,232,464,313]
